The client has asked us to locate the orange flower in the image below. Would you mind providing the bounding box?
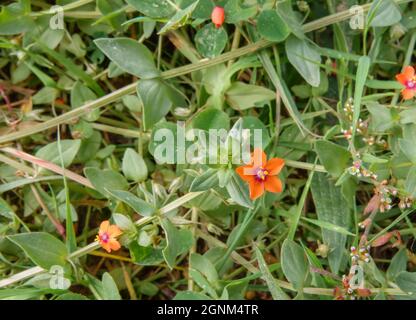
[95,220,122,253]
[236,148,285,200]
[396,66,416,100]
[211,6,225,28]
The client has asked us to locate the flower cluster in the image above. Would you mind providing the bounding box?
[334,246,372,300]
[342,99,386,149]
[350,245,371,264]
[365,180,413,213]
[334,274,371,300]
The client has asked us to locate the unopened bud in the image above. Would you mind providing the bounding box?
[316,243,329,258]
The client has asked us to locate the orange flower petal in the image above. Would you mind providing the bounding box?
[249,180,264,200]
[265,158,285,175]
[236,165,256,182]
[108,225,122,237]
[264,176,283,193]
[101,242,112,253]
[99,220,110,233]
[251,148,266,168]
[396,73,408,85]
[402,88,415,100]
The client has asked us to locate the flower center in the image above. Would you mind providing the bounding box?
[100,232,110,243]
[256,167,269,181]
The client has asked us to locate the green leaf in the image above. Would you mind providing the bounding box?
[190,253,218,283]
[257,9,290,42]
[362,153,388,164]
[315,140,350,177]
[35,140,81,168]
[224,0,256,24]
[7,232,68,269]
[160,218,193,269]
[367,0,402,27]
[311,172,351,274]
[242,116,271,147]
[302,217,355,236]
[396,271,416,295]
[226,170,253,209]
[190,168,220,192]
[137,78,176,130]
[367,103,394,132]
[281,239,308,291]
[94,38,160,79]
[129,241,164,265]
[158,1,199,34]
[387,249,408,281]
[84,168,129,197]
[362,153,389,163]
[352,56,371,136]
[101,272,121,300]
[32,87,59,105]
[125,0,175,18]
[112,213,136,233]
[106,189,155,217]
[291,84,312,99]
[0,2,34,35]
[400,108,416,125]
[122,148,148,182]
[195,24,228,59]
[405,169,416,198]
[254,246,289,300]
[225,82,275,110]
[285,35,321,87]
[97,0,126,31]
[399,139,416,163]
[180,0,214,19]
[189,268,218,298]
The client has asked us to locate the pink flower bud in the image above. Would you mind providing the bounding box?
[211,6,225,28]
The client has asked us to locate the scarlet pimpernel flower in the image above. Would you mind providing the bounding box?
[236,148,285,200]
[95,220,122,253]
[396,66,416,100]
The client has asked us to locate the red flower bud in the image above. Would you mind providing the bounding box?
[211,6,225,28]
